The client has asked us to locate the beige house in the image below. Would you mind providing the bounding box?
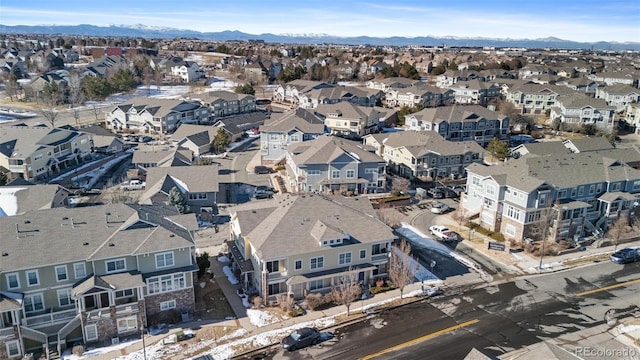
[196,91,257,118]
[227,195,396,301]
[315,102,381,139]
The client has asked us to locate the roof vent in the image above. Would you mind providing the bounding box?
[24,220,31,224]
[83,242,89,246]
[62,217,69,220]
[251,210,257,213]
[2,252,8,257]
[169,234,175,237]
[108,243,115,247]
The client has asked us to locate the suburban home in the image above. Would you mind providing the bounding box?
[131,146,193,171]
[363,131,484,180]
[272,80,335,107]
[588,69,638,88]
[0,203,198,359]
[0,184,71,216]
[0,124,93,182]
[170,60,204,83]
[556,78,599,95]
[298,86,381,109]
[404,105,510,147]
[595,84,640,111]
[226,195,396,302]
[625,103,640,129]
[197,91,257,118]
[314,102,382,139]
[83,55,128,78]
[384,85,454,108]
[285,135,386,194]
[25,73,68,102]
[71,125,124,155]
[366,77,417,92]
[505,84,575,114]
[212,112,268,143]
[138,166,219,212]
[435,70,484,88]
[170,124,220,157]
[509,137,614,159]
[448,79,501,105]
[462,149,640,243]
[549,94,616,129]
[259,109,325,162]
[106,97,210,134]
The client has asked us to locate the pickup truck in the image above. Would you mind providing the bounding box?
[120,179,146,191]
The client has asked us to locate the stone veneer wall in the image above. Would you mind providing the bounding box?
[144,288,195,324]
[0,327,20,358]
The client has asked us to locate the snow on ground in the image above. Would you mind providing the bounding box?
[247,309,284,327]
[207,77,237,91]
[223,265,239,285]
[217,255,231,263]
[48,152,131,190]
[61,337,140,359]
[0,187,24,217]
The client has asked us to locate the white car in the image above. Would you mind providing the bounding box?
[429,225,451,239]
[430,202,449,214]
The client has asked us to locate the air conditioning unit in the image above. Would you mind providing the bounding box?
[111,337,120,345]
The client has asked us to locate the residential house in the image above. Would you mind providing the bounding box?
[505,84,575,115]
[509,137,614,159]
[589,69,639,88]
[362,131,484,179]
[170,60,204,83]
[138,166,219,212]
[76,124,125,155]
[550,94,616,129]
[170,124,219,157]
[212,112,268,143]
[226,195,396,301]
[131,146,192,171]
[197,91,256,118]
[365,77,417,92]
[83,55,127,78]
[315,103,381,139]
[272,80,335,106]
[0,124,93,181]
[449,79,501,105]
[625,103,640,129]
[462,149,640,243]
[405,105,510,146]
[518,65,551,80]
[595,84,640,111]
[0,203,198,358]
[435,70,484,88]
[0,184,71,216]
[25,73,68,102]
[556,78,599,95]
[298,86,381,109]
[105,97,210,134]
[385,85,454,108]
[259,109,325,161]
[285,135,386,194]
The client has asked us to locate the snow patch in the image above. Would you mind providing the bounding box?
[0,187,25,217]
[247,309,282,327]
[222,265,239,284]
[217,255,231,263]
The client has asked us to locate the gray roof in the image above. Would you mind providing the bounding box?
[412,105,507,123]
[315,102,379,120]
[171,124,219,144]
[0,184,69,215]
[0,203,194,272]
[516,141,570,156]
[114,97,205,118]
[141,165,220,202]
[381,131,484,157]
[563,137,614,152]
[0,125,84,159]
[198,90,254,103]
[214,112,268,135]
[556,93,614,109]
[131,147,192,167]
[260,108,324,134]
[288,135,384,165]
[235,195,396,259]
[509,83,575,95]
[600,83,640,95]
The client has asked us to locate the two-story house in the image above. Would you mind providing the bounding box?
[169,124,219,157]
[197,91,257,118]
[259,109,325,162]
[138,166,219,212]
[0,125,93,182]
[0,204,198,359]
[106,97,210,134]
[315,102,381,139]
[462,149,640,243]
[405,105,510,147]
[298,86,381,109]
[363,131,484,180]
[365,77,417,92]
[595,84,640,111]
[170,61,203,83]
[272,80,335,107]
[285,135,386,194]
[385,85,454,108]
[625,103,640,129]
[550,94,616,129]
[505,84,575,114]
[226,195,396,302]
[448,79,501,105]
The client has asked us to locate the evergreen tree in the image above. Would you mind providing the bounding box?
[211,128,231,154]
[166,187,189,214]
[486,137,509,161]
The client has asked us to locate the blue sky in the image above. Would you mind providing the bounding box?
[1,0,639,42]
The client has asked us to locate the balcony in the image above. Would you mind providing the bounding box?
[0,327,15,339]
[371,253,389,263]
[86,303,139,320]
[23,308,77,327]
[268,271,288,281]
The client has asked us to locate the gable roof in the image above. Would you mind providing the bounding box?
[260,108,324,134]
[140,165,220,204]
[214,112,268,136]
[131,146,192,167]
[315,102,379,119]
[563,137,614,152]
[288,135,383,165]
[411,104,507,123]
[381,131,484,157]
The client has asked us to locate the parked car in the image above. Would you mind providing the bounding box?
[254,165,272,174]
[427,188,444,199]
[447,185,466,197]
[430,202,449,214]
[610,248,639,264]
[443,231,462,242]
[140,135,153,143]
[429,225,451,239]
[424,286,442,297]
[254,185,274,199]
[281,327,321,351]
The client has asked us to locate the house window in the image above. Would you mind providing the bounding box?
[6,340,21,358]
[5,273,19,290]
[156,252,174,268]
[485,185,496,196]
[106,259,126,273]
[308,170,321,175]
[372,243,386,255]
[634,180,640,191]
[359,249,366,259]
[612,182,621,191]
[331,170,340,179]
[57,288,73,307]
[589,185,595,194]
[117,317,137,333]
[188,193,207,200]
[505,224,516,237]
[24,293,44,313]
[339,252,352,265]
[147,273,186,294]
[506,205,521,221]
[160,300,176,311]
[266,260,280,273]
[55,265,68,282]
[74,263,86,279]
[294,260,302,270]
[84,324,98,341]
[309,279,324,291]
[578,186,584,196]
[346,169,355,178]
[26,270,39,287]
[472,176,480,185]
[115,289,134,299]
[310,256,324,270]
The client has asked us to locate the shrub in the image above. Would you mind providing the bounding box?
[72,345,85,356]
[305,293,325,311]
[196,252,211,277]
[274,164,285,171]
[288,307,304,317]
[371,286,394,294]
[278,294,295,312]
[252,296,263,308]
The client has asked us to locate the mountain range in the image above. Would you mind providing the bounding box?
[1,23,639,51]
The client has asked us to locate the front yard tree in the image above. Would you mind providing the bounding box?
[389,239,417,299]
[166,187,189,214]
[329,268,361,316]
[211,128,231,154]
[607,214,629,250]
[486,137,509,161]
[234,83,255,95]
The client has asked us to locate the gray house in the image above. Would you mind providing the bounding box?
[285,135,386,194]
[139,166,220,212]
[259,109,325,162]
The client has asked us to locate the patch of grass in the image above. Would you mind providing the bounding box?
[194,278,235,320]
[563,253,611,267]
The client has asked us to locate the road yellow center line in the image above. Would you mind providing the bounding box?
[359,319,480,360]
[575,278,640,297]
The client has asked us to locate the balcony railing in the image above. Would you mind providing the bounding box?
[115,303,139,316]
[268,271,288,281]
[86,308,110,320]
[371,253,389,263]
[0,327,15,339]
[23,308,77,327]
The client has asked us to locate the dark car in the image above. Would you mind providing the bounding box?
[610,248,639,264]
[254,185,274,199]
[254,165,272,174]
[140,135,153,143]
[281,327,321,351]
[427,188,444,199]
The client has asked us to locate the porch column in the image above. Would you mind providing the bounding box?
[108,291,115,307]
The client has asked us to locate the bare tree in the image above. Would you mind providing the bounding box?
[389,239,417,299]
[390,176,410,196]
[607,214,629,250]
[524,204,556,260]
[329,268,361,316]
[376,201,404,228]
[39,107,60,127]
[451,204,471,232]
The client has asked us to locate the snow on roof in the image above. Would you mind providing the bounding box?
[0,187,26,217]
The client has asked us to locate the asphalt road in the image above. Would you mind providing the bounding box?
[256,261,640,360]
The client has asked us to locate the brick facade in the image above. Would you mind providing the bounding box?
[144,288,195,325]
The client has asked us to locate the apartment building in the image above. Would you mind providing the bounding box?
[259,109,325,161]
[197,91,257,118]
[315,102,382,139]
[550,94,616,129]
